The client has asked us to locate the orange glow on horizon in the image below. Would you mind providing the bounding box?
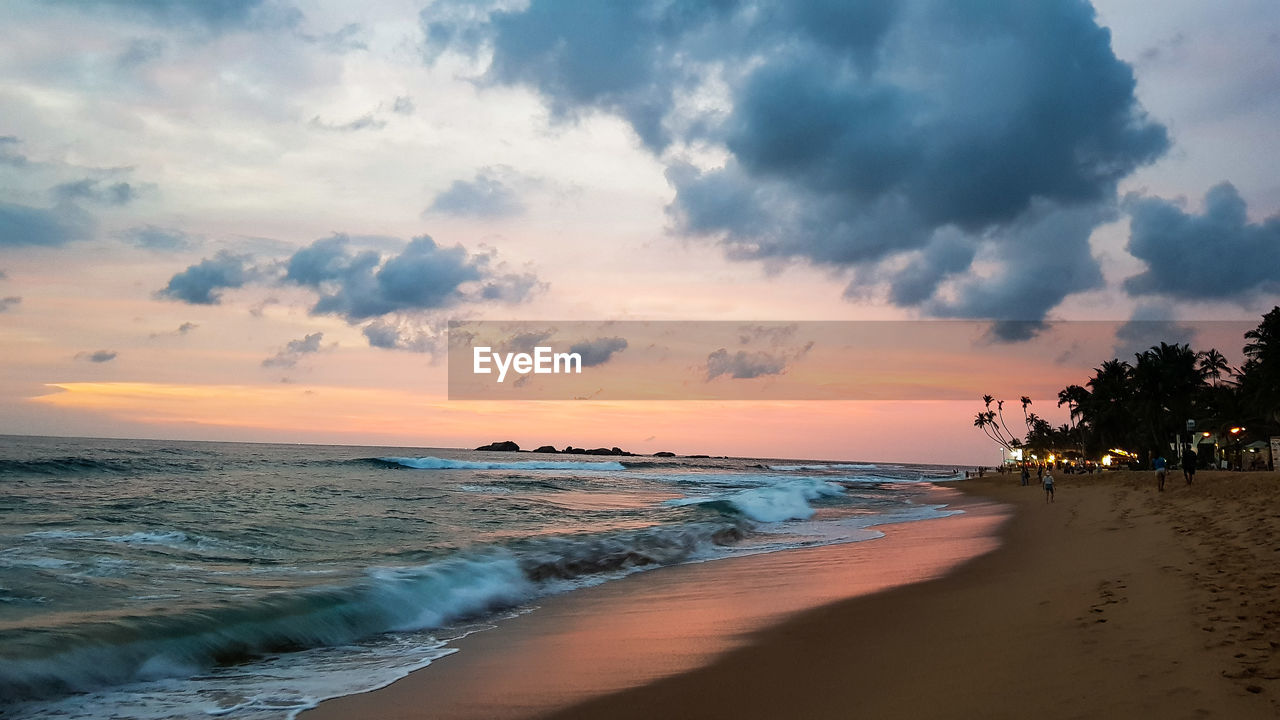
[28,382,1024,465]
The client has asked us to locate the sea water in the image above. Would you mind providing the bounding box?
[0,435,961,718]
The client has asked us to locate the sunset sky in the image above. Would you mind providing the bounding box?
[2,0,1277,464]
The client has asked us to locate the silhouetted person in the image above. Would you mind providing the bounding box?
[1182,447,1197,485]
[1154,455,1167,491]
[1043,472,1055,503]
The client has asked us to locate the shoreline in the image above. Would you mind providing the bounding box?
[302,483,1007,720]
[305,470,1280,719]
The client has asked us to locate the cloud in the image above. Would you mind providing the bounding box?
[428,167,525,218]
[47,0,302,32]
[1123,183,1280,302]
[301,22,367,53]
[1113,303,1197,359]
[737,323,798,347]
[500,329,555,354]
[309,113,386,132]
[428,0,1168,327]
[361,318,441,353]
[422,0,738,151]
[262,332,324,368]
[156,250,257,304]
[705,348,788,381]
[0,202,93,247]
[76,349,118,363]
[925,203,1110,340]
[0,296,20,312]
[149,321,198,338]
[285,234,541,322]
[0,136,26,166]
[52,179,139,206]
[122,225,197,251]
[392,96,415,115]
[568,336,628,367]
[117,37,166,68]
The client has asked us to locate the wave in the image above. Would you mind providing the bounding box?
[0,521,743,703]
[769,463,879,471]
[375,456,627,471]
[0,456,207,477]
[22,528,245,554]
[667,478,845,523]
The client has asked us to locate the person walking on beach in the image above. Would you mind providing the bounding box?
[1020,465,1030,487]
[1154,455,1167,491]
[1182,446,1197,485]
[1043,471,1055,503]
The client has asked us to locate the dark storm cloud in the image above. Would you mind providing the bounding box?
[76,349,118,363]
[262,332,323,368]
[284,233,541,322]
[156,250,256,304]
[1123,183,1280,301]
[423,0,741,151]
[0,296,20,312]
[0,202,92,247]
[926,204,1109,340]
[705,348,788,380]
[53,179,138,206]
[429,169,524,219]
[568,336,628,367]
[1114,303,1197,359]
[427,0,1168,328]
[122,225,196,251]
[48,0,301,32]
[885,232,977,307]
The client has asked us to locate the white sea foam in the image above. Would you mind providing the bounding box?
[456,484,514,494]
[381,456,626,471]
[667,477,845,522]
[21,530,95,540]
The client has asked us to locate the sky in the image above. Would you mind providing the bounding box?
[1,0,1277,464]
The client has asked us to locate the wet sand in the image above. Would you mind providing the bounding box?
[303,470,1280,719]
[303,485,1006,719]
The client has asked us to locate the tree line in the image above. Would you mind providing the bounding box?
[976,307,1280,467]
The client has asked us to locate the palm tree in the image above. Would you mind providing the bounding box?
[1198,349,1230,388]
[1241,307,1280,427]
[1084,359,1134,454]
[1057,384,1090,456]
[1131,342,1208,460]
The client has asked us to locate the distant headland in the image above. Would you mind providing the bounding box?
[474,440,689,457]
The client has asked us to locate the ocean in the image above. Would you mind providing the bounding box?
[0,435,962,719]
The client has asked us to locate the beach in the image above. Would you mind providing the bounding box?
[305,470,1280,719]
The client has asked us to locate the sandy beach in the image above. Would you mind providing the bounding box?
[304,469,1280,719]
